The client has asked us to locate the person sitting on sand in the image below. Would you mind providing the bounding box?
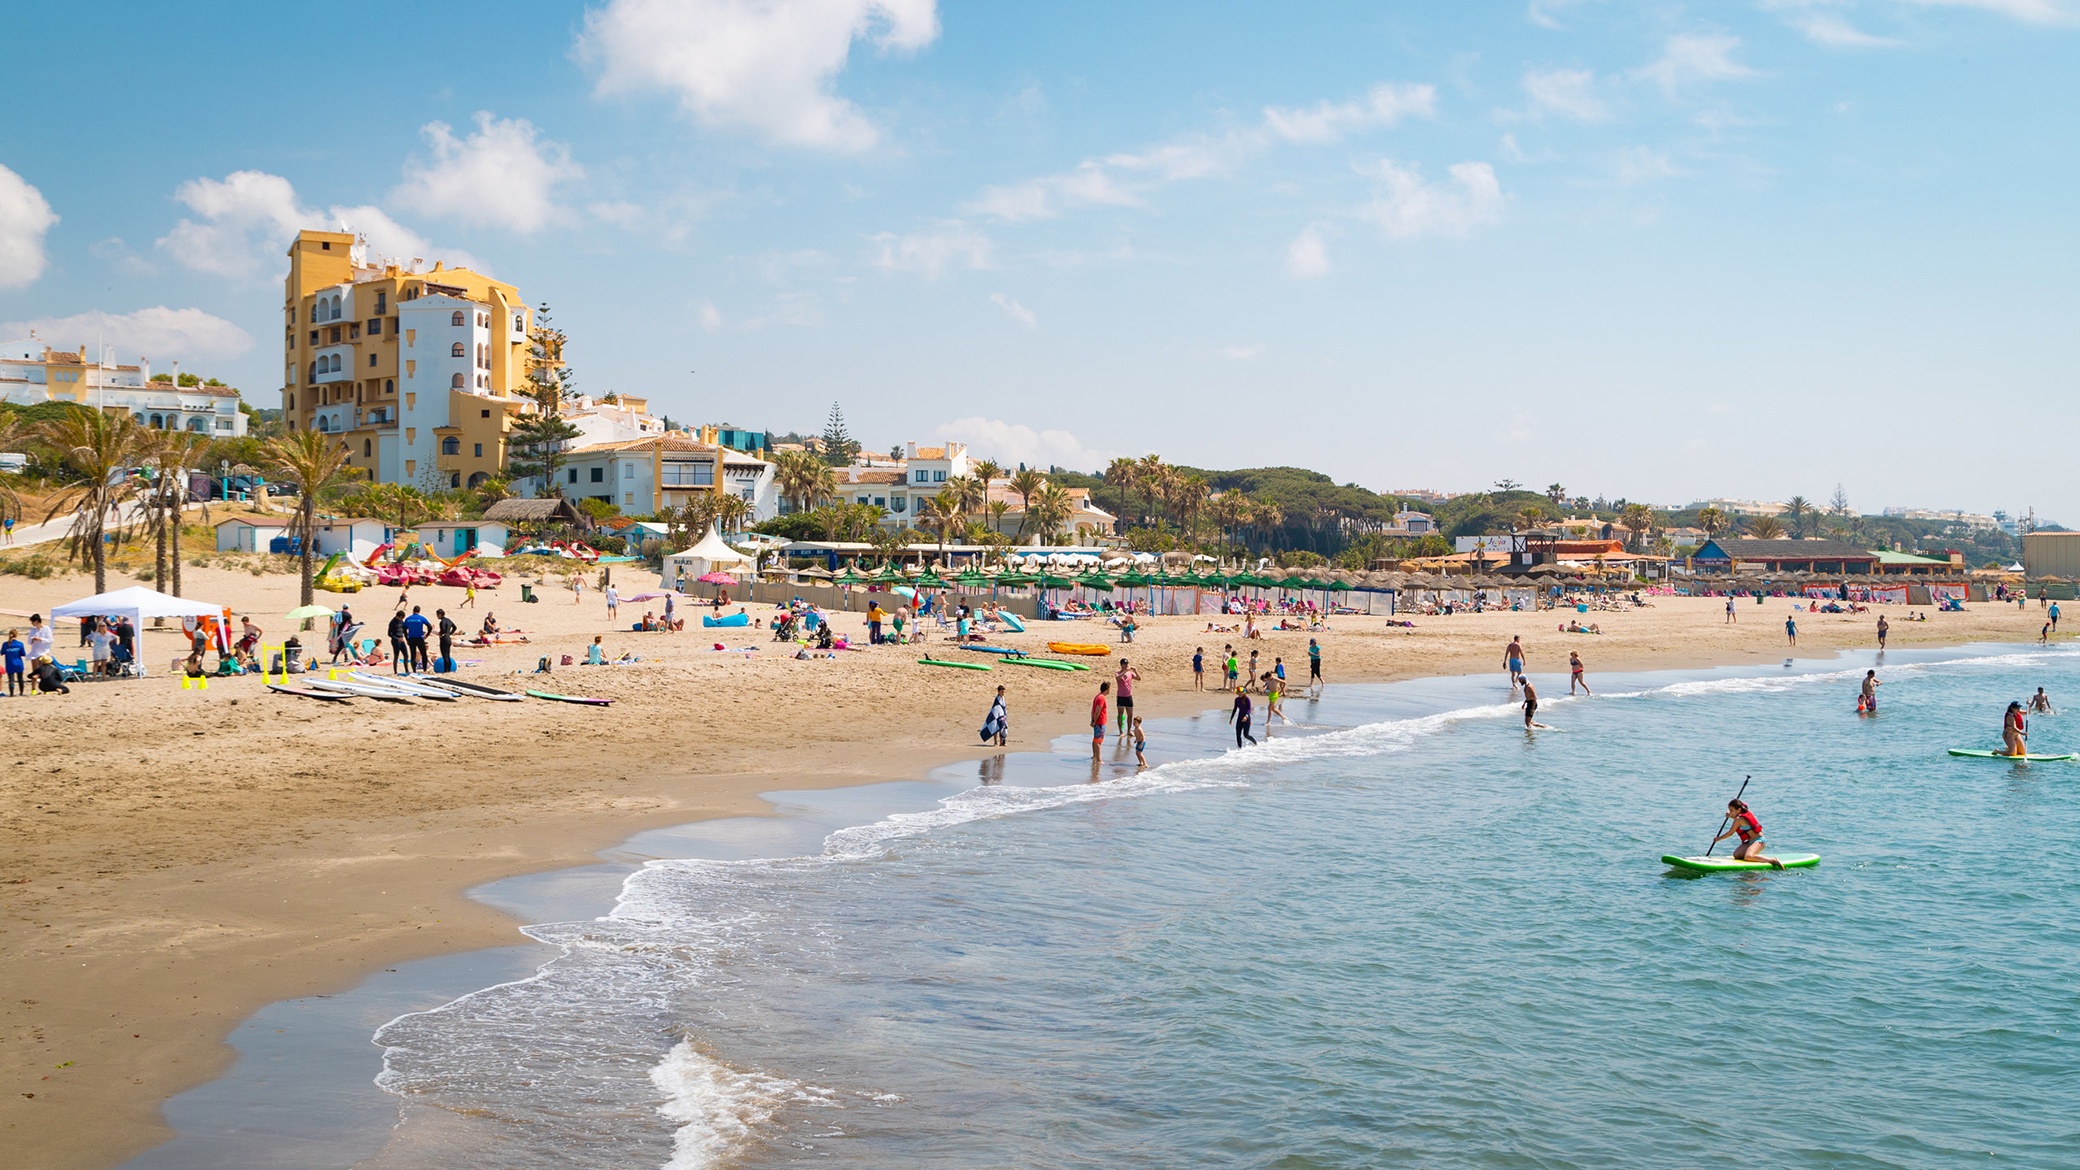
[31,655,70,694]
[481,614,501,638]
[1713,799,1784,869]
[587,636,607,666]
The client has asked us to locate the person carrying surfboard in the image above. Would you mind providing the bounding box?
[2002,701,2028,757]
[1712,799,1783,869]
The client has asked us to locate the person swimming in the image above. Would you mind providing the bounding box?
[1713,798,1783,869]
[2002,701,2029,757]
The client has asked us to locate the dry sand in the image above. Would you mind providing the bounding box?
[0,561,2048,1169]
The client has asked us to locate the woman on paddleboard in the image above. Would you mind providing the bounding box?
[2002,701,2028,757]
[1712,799,1783,869]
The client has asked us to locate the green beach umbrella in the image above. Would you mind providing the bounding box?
[1036,573,1075,589]
[914,569,947,587]
[834,568,866,585]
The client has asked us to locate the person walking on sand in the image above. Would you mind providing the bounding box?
[982,685,1009,747]
[2041,619,2051,645]
[1245,649,1260,693]
[1230,688,1256,747]
[1569,650,1590,696]
[2052,601,2062,634]
[1090,681,1110,761]
[1726,595,1737,624]
[461,582,477,609]
[1114,659,1140,741]
[1503,636,1526,690]
[1307,637,1322,689]
[605,583,619,620]
[1223,645,1238,692]
[1876,614,1889,650]
[1785,615,1798,647]
[1713,798,1784,869]
[1132,715,1148,768]
[1193,646,1205,691]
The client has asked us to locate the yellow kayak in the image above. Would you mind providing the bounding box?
[1048,642,1112,656]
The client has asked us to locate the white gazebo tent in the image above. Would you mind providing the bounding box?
[50,585,229,677]
[661,526,758,589]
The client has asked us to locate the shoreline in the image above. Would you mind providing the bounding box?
[0,571,2054,1170]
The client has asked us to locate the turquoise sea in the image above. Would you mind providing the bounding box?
[350,645,2080,1169]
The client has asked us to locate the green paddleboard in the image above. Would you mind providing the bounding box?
[919,657,992,671]
[1947,749,2078,761]
[1662,852,1820,873]
[1002,657,1087,671]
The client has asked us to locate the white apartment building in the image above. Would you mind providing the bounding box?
[555,432,778,521]
[0,345,248,435]
[832,440,1117,540]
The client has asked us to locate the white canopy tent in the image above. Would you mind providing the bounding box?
[661,526,758,589]
[50,585,228,678]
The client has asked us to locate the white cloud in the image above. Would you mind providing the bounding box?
[1635,33,1758,96]
[1785,12,1903,46]
[155,170,307,279]
[89,236,155,276]
[1357,160,1506,239]
[156,171,475,280]
[1264,83,1436,143]
[576,0,939,152]
[0,307,254,364]
[989,292,1037,327]
[935,416,1114,473]
[1522,68,1608,121]
[0,164,58,290]
[870,221,991,275]
[1615,146,1683,185]
[1285,226,1330,278]
[1218,344,1265,361]
[1894,0,2077,23]
[968,80,1432,221]
[390,113,581,233]
[697,299,724,331]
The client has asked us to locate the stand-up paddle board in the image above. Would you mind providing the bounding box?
[1662,852,1820,873]
[1002,657,1083,671]
[919,657,992,671]
[308,679,415,703]
[524,689,613,706]
[412,675,525,701]
[268,683,351,702]
[1947,749,2078,761]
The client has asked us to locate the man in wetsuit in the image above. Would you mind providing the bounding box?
[1230,688,1255,747]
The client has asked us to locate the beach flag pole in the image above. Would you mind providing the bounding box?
[1703,775,1751,857]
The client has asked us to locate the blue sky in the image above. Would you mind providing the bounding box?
[2,1,2074,517]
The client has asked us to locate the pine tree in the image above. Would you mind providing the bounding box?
[821,402,861,466]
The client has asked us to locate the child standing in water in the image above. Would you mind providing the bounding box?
[1132,716,1147,768]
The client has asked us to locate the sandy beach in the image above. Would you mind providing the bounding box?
[0,564,2049,1169]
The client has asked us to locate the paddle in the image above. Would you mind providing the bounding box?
[1703,775,1751,858]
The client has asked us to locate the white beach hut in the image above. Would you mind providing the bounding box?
[50,585,229,677]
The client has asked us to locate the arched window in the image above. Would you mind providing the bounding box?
[451,311,465,326]
[308,362,317,383]
[441,437,460,455]
[133,412,145,423]
[450,473,462,489]
[451,373,465,388]
[364,439,372,457]
[451,342,465,357]
[467,471,489,489]
[187,417,206,433]
[384,379,394,394]
[149,413,163,428]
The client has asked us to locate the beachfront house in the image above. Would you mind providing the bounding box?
[1688,538,1878,574]
[415,520,514,558]
[832,441,1118,542]
[214,515,389,559]
[1871,549,1963,576]
[555,432,777,522]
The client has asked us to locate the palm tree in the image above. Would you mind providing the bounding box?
[357,482,436,532]
[971,459,1004,486]
[943,474,986,521]
[774,449,835,514]
[137,429,213,597]
[265,430,358,608]
[1104,456,1142,524]
[1136,454,1167,527]
[1783,495,1813,538]
[985,498,1012,538]
[1249,499,1285,551]
[1619,503,1654,551]
[1697,506,1728,538]
[1210,491,1250,551]
[1176,475,1210,544]
[472,474,515,511]
[713,492,753,533]
[1029,483,1073,543]
[1516,504,1546,532]
[0,414,25,532]
[1747,515,1785,539]
[36,405,146,593]
[1008,468,1046,538]
[1546,483,1567,511]
[918,492,965,562]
